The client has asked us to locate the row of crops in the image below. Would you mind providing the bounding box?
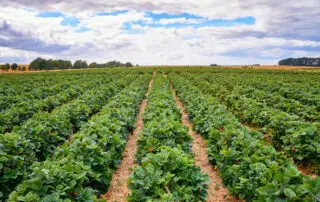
[128,74,209,201]
[168,72,319,201]
[0,69,152,201]
[1,67,319,201]
[174,72,320,165]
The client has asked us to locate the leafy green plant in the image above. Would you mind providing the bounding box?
[7,74,151,201]
[128,147,208,202]
[128,75,209,201]
[168,73,320,201]
[181,72,320,164]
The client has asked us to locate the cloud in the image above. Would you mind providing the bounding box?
[0,21,71,53]
[0,0,319,65]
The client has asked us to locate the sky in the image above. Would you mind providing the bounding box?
[0,0,320,65]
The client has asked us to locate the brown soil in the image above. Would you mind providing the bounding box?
[224,65,320,70]
[135,65,320,71]
[165,74,241,202]
[101,72,156,202]
[297,163,318,178]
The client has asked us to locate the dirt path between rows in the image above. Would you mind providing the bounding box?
[101,72,156,202]
[164,74,241,202]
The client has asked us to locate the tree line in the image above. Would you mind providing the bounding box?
[28,58,134,70]
[279,57,320,66]
[0,63,26,71]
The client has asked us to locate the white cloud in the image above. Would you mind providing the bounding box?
[0,0,320,65]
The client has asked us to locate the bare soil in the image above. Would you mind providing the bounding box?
[297,163,318,178]
[101,72,155,202]
[165,74,241,202]
[135,65,320,71]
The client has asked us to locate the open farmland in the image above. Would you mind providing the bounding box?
[0,67,319,202]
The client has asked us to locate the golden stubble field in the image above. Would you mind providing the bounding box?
[1,65,320,74]
[225,65,320,70]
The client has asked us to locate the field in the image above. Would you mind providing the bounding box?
[224,65,320,70]
[0,67,319,202]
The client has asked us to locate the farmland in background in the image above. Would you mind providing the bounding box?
[0,67,319,201]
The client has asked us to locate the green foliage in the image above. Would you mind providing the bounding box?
[0,74,118,133]
[128,147,208,202]
[29,58,73,70]
[168,73,320,201]
[7,73,151,201]
[11,63,18,71]
[8,158,97,202]
[128,75,208,201]
[89,61,134,68]
[4,63,10,71]
[28,58,135,70]
[279,57,320,67]
[73,60,88,69]
[181,72,320,164]
[0,72,146,201]
[0,63,12,71]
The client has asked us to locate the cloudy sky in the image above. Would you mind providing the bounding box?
[0,0,320,65]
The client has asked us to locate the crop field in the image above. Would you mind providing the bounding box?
[0,67,319,202]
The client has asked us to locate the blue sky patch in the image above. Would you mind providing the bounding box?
[37,11,80,27]
[97,10,129,16]
[122,22,144,35]
[75,27,92,33]
[37,11,64,18]
[60,16,80,27]
[125,16,255,29]
[145,12,204,20]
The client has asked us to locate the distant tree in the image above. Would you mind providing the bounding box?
[89,62,98,68]
[21,66,26,71]
[60,60,72,69]
[210,64,218,66]
[125,62,133,67]
[106,60,118,67]
[4,63,10,71]
[51,60,60,69]
[29,58,46,70]
[73,60,88,69]
[61,60,72,69]
[29,58,73,70]
[73,60,81,69]
[82,61,88,69]
[279,57,320,66]
[66,61,73,69]
[29,58,135,70]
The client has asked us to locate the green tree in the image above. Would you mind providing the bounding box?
[11,63,19,71]
[73,60,88,69]
[125,62,133,67]
[89,62,98,68]
[4,63,10,71]
[279,57,320,66]
[29,58,46,70]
